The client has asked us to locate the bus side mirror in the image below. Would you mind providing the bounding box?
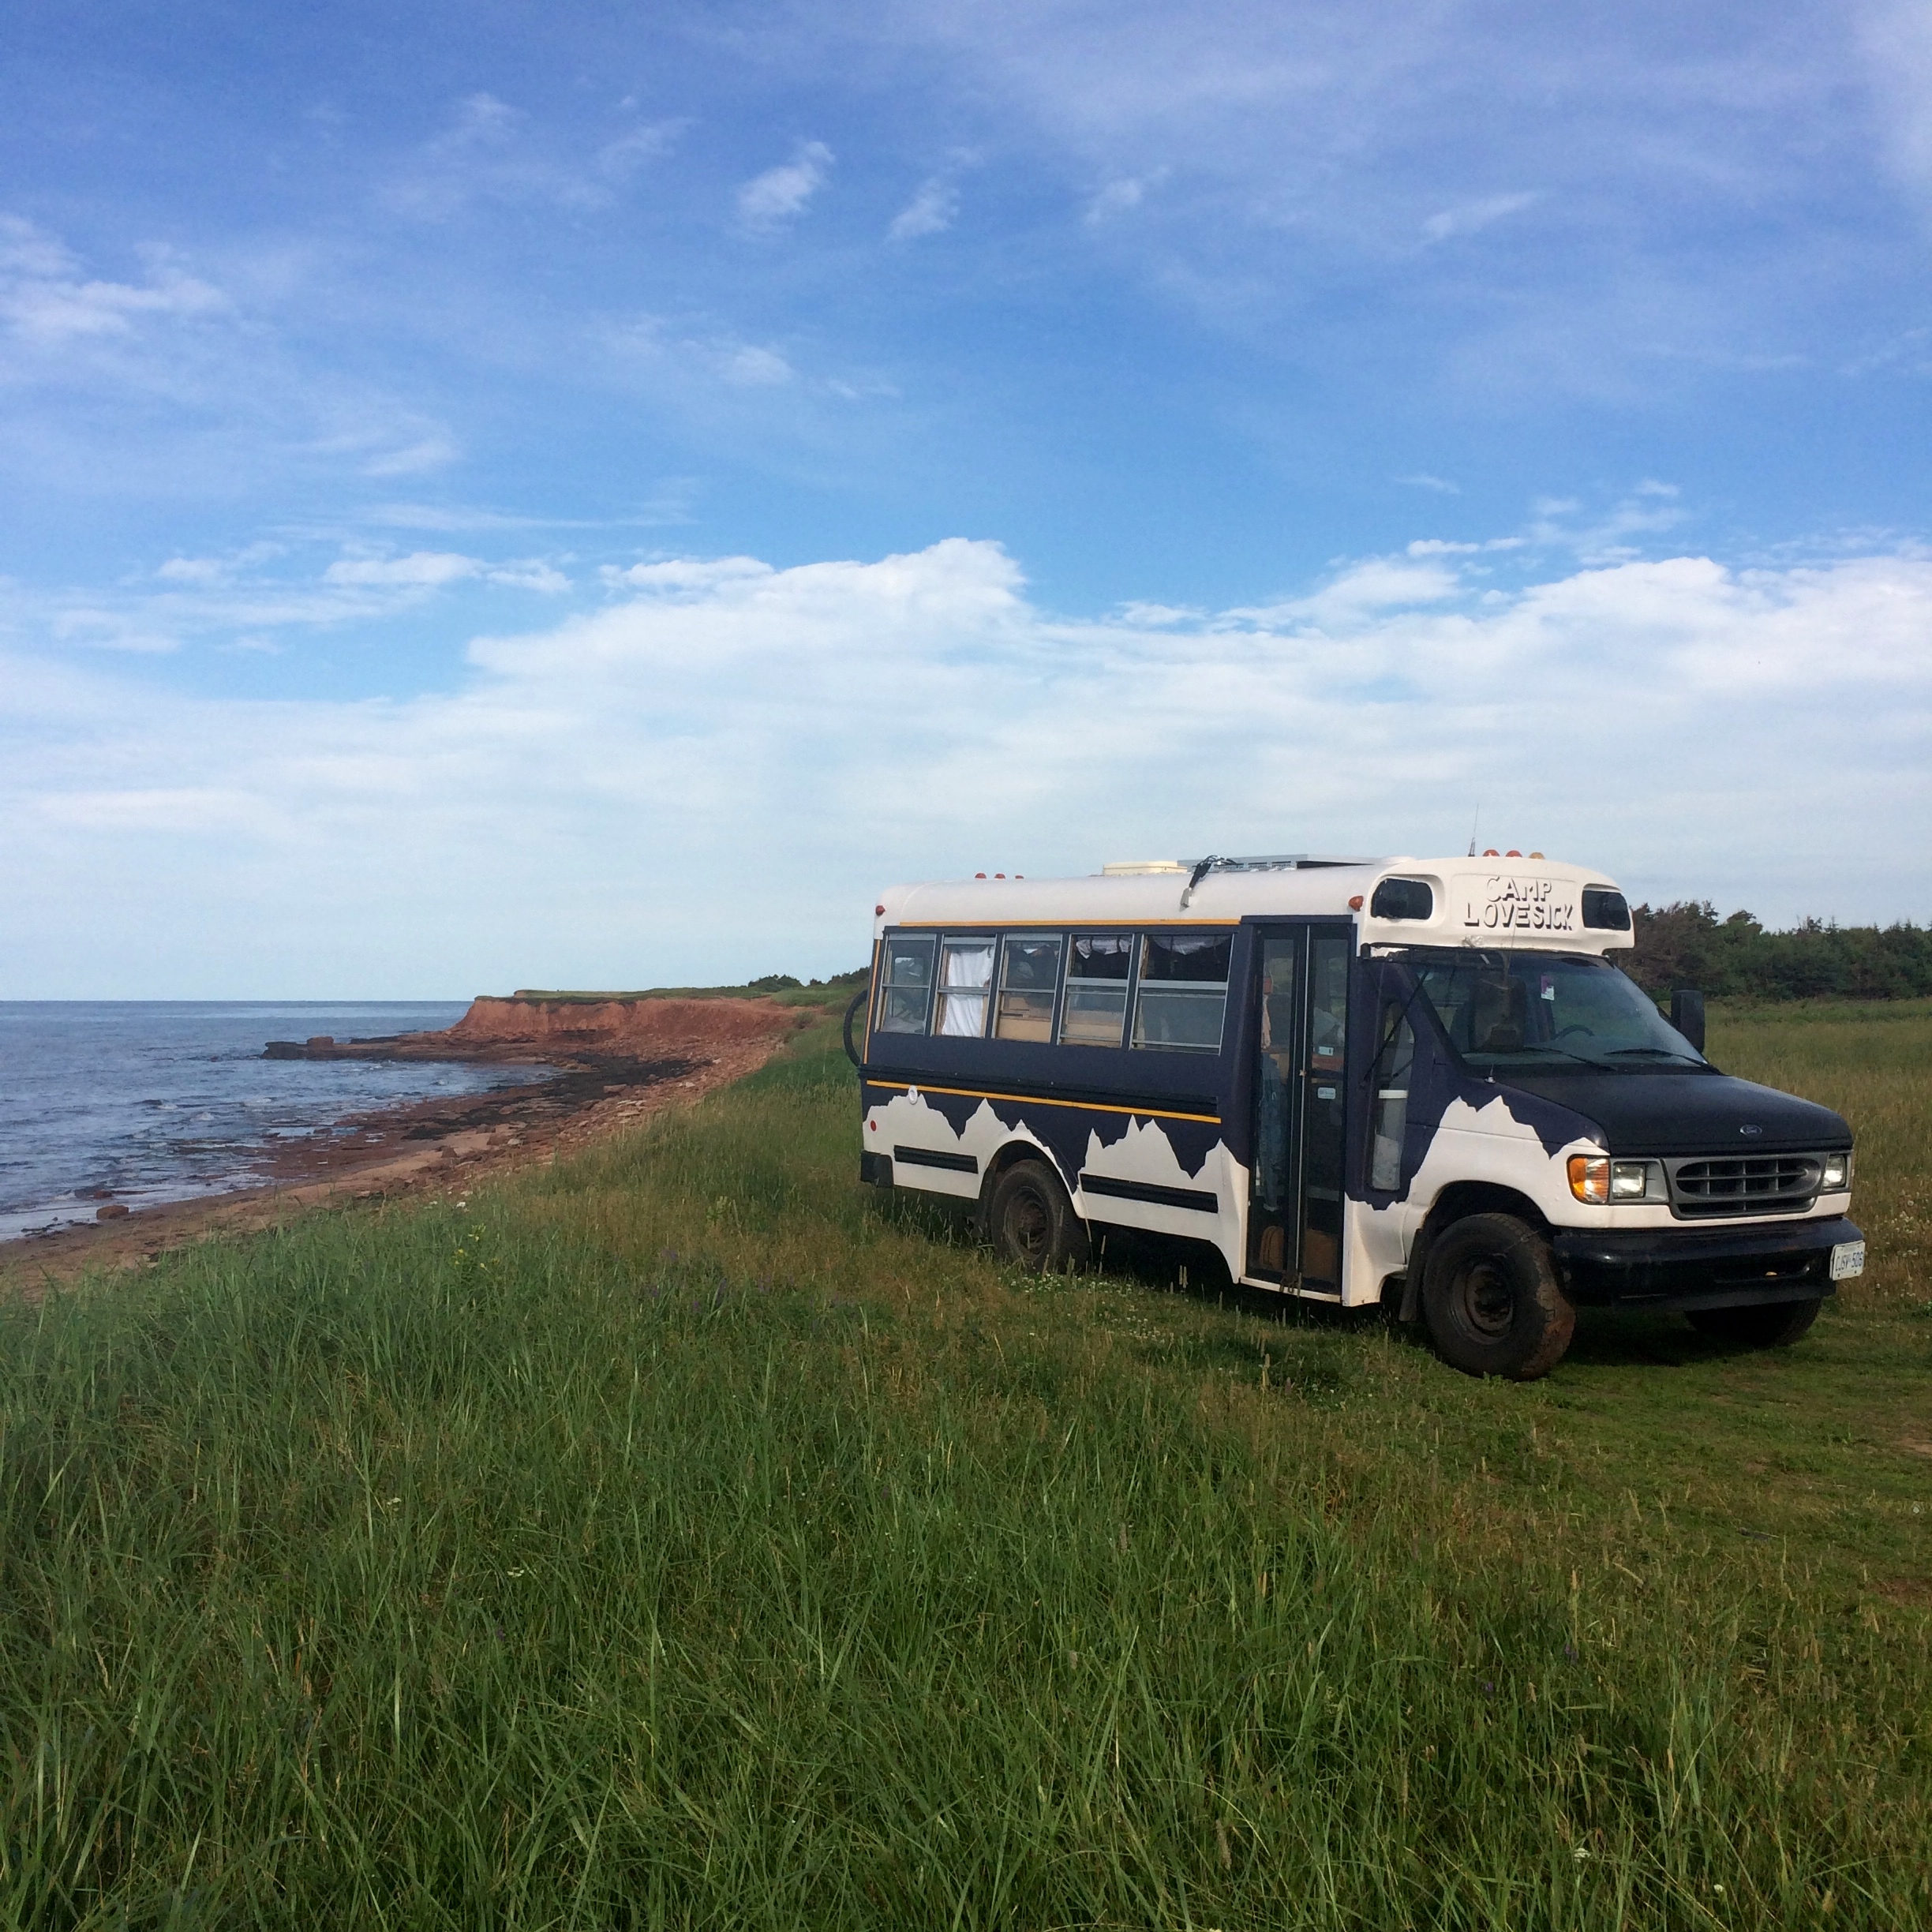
[1670,988,1705,1055]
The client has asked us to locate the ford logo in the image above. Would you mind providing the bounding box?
[1739,1124,1762,1136]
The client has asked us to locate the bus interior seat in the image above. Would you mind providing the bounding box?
[1471,975,1529,1051]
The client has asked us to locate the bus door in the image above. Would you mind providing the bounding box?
[1247,923,1351,1290]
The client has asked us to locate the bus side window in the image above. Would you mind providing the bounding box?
[1060,933,1133,1046]
[995,935,1062,1041]
[934,937,997,1036]
[1309,941,1349,1073]
[1133,932,1231,1053]
[1370,1002,1414,1192]
[875,934,938,1034]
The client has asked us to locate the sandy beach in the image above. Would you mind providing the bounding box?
[0,994,816,1293]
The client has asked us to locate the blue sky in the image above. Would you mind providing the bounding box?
[3,0,1930,994]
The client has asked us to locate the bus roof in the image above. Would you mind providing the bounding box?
[876,855,1635,953]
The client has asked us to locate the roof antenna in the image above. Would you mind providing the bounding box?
[1466,801,1481,859]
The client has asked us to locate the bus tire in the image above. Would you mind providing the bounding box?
[1686,1297,1822,1348]
[987,1160,1091,1274]
[1422,1213,1574,1380]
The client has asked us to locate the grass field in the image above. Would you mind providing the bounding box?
[0,998,1926,1928]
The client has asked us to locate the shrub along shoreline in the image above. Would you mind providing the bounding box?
[0,1003,1926,1926]
[1627,902,1932,1002]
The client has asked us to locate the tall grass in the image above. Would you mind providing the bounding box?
[1705,998,1932,1314]
[0,1011,1926,1926]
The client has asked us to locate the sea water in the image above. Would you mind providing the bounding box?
[0,1002,552,1242]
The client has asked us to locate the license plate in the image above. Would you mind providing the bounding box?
[1829,1241,1865,1281]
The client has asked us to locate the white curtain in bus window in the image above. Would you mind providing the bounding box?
[934,938,996,1035]
[995,936,1062,1041]
[1059,933,1133,1045]
[1133,932,1232,1052]
[1370,1004,1414,1191]
[874,934,937,1034]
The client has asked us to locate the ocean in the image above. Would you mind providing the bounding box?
[0,1002,552,1242]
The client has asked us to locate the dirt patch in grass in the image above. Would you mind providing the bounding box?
[1874,1576,1932,1606]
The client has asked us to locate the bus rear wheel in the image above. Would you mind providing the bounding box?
[1686,1298,1822,1348]
[1422,1213,1574,1381]
[987,1160,1090,1274]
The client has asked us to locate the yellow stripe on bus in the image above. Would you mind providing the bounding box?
[864,1079,1220,1125]
[883,918,1241,930]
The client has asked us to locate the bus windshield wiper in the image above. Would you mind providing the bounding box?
[1477,1045,1604,1069]
[1606,1046,1705,1065]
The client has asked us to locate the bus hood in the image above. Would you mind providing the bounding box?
[1492,1070,1852,1159]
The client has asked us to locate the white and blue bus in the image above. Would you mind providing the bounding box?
[850,853,1863,1380]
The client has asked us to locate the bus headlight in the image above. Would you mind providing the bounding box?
[1568,1156,1660,1204]
[1610,1159,1657,1200]
[1567,1155,1609,1204]
[1821,1151,1852,1190]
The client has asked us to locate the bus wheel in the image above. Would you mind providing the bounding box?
[1686,1298,1822,1348]
[1422,1213,1574,1380]
[987,1160,1090,1274]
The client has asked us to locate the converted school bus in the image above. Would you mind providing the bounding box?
[851,853,1864,1380]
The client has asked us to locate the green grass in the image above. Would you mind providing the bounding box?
[504,982,862,1008]
[1,1003,1927,1927]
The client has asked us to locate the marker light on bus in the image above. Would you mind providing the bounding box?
[1567,1155,1661,1204]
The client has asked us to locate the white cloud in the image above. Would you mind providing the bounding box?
[1421,192,1541,243]
[0,216,227,344]
[361,434,462,477]
[1406,537,1524,556]
[155,556,228,585]
[1229,555,1464,627]
[362,503,601,533]
[599,556,773,594]
[1855,0,1932,202]
[39,788,262,833]
[1840,324,1932,377]
[1116,601,1205,627]
[1085,170,1168,225]
[720,343,794,386]
[0,539,581,672]
[602,313,818,397]
[597,120,687,182]
[736,142,834,229]
[0,218,485,509]
[826,2,1874,397]
[1524,489,1689,563]
[48,608,179,653]
[382,95,680,220]
[486,560,571,593]
[889,178,960,242]
[322,551,481,587]
[3,535,1927,994]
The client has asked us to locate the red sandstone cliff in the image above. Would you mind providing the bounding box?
[267,994,812,1065]
[441,995,805,1057]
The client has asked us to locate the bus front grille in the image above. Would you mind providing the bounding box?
[1665,1154,1821,1219]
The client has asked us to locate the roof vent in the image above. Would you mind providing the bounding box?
[1101,860,1186,874]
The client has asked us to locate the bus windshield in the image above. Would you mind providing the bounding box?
[1401,950,1708,1073]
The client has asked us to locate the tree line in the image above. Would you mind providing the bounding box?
[1624,902,1932,1002]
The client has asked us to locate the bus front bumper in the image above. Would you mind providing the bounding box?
[1551,1215,1861,1311]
